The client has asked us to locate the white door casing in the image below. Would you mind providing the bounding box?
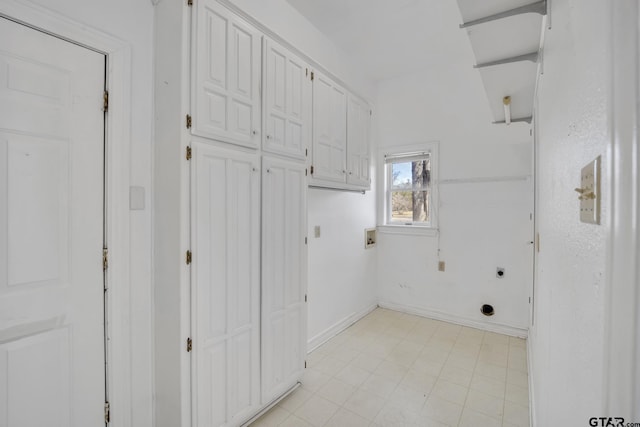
[193,0,262,149]
[191,142,261,427]
[262,37,312,160]
[346,94,371,188]
[0,17,105,427]
[311,71,347,183]
[261,155,307,404]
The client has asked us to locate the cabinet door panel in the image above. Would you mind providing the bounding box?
[194,0,261,148]
[261,156,307,403]
[192,143,261,427]
[263,38,311,159]
[312,72,347,183]
[347,95,371,188]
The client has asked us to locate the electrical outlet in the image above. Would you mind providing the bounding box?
[314,226,321,238]
[438,261,445,272]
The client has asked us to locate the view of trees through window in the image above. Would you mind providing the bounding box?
[389,157,431,223]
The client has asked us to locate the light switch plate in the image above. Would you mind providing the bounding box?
[129,186,145,210]
[579,156,601,224]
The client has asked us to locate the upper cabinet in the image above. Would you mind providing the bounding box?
[262,38,313,160]
[310,72,371,190]
[347,94,371,187]
[192,0,262,147]
[311,71,348,184]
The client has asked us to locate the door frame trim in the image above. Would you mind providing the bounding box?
[0,1,133,425]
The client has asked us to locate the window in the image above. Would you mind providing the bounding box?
[383,144,438,229]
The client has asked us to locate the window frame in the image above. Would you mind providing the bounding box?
[379,143,439,235]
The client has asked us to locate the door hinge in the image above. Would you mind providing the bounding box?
[310,71,314,81]
[305,294,307,302]
[304,360,307,368]
[186,250,192,265]
[187,337,193,352]
[186,146,192,160]
[529,297,531,304]
[186,114,192,129]
[103,248,108,272]
[103,90,109,112]
[305,148,308,157]
[306,68,308,77]
[305,168,308,176]
[304,237,307,244]
[187,0,193,5]
[310,165,314,175]
[104,401,110,423]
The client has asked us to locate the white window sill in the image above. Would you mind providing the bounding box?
[377,225,439,237]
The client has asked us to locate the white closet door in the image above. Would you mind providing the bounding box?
[347,94,371,188]
[261,156,307,403]
[263,38,312,160]
[0,18,105,427]
[311,72,347,183]
[193,0,262,148]
[191,142,261,427]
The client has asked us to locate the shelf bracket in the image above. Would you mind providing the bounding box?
[460,0,546,29]
[474,51,539,69]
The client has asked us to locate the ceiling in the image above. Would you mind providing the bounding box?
[285,0,474,82]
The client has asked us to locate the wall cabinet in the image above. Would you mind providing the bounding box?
[310,72,371,190]
[193,0,262,148]
[347,94,372,187]
[263,38,312,160]
[311,71,347,183]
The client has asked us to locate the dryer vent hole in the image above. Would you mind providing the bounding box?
[481,304,495,316]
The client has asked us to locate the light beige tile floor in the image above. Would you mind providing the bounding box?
[251,308,530,427]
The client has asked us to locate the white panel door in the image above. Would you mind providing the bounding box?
[262,38,312,160]
[191,142,261,427]
[347,94,371,188]
[311,72,347,183]
[261,156,307,403]
[193,0,262,148]
[0,18,105,427]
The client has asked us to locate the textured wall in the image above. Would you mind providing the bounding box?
[529,0,610,424]
[375,63,533,333]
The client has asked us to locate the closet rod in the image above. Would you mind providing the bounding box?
[309,185,366,195]
[439,175,531,185]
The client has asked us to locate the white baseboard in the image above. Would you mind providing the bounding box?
[307,303,378,353]
[527,334,536,427]
[377,300,528,338]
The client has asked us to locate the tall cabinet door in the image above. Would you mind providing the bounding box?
[191,142,261,427]
[311,71,347,183]
[263,38,312,160]
[261,156,307,403]
[193,0,262,148]
[347,94,371,188]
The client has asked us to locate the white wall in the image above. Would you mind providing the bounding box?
[228,0,379,347]
[529,0,610,424]
[375,57,533,334]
